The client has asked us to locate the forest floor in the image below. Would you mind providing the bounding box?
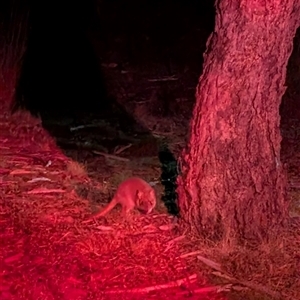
[0,109,229,300]
[1,68,300,300]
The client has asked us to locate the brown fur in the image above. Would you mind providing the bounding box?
[88,177,156,220]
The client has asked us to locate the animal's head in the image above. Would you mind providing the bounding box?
[136,188,156,214]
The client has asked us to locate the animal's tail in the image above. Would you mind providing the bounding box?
[86,198,118,221]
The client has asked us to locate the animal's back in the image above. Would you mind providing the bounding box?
[115,177,152,202]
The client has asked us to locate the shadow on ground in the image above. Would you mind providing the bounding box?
[13,0,159,170]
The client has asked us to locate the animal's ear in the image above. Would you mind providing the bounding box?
[136,190,143,198]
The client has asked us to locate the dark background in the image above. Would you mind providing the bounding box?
[14,0,216,116]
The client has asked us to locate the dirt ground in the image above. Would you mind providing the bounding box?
[1,103,300,300]
[1,1,300,299]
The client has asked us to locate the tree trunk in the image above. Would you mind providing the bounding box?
[177,0,300,243]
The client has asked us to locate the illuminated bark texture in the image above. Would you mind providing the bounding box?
[177,0,300,242]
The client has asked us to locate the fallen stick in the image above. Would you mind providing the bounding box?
[179,250,202,258]
[104,273,197,294]
[114,143,132,155]
[178,284,232,296]
[195,254,282,300]
[148,75,178,82]
[26,188,66,194]
[93,150,130,162]
[164,235,186,253]
[213,271,282,299]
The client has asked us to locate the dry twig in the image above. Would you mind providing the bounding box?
[104,273,197,294]
[93,150,130,162]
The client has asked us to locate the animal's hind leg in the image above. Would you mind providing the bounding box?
[121,206,136,224]
[121,206,131,216]
[121,203,134,217]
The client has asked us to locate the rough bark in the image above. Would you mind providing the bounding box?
[177,0,300,243]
